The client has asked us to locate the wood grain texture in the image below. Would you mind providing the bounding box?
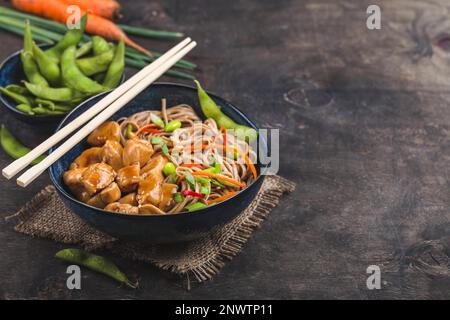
[1,0,450,299]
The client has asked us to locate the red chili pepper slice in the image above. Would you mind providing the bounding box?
[141,128,163,134]
[181,190,205,198]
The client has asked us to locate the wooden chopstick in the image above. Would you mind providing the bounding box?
[16,41,197,187]
[2,37,193,180]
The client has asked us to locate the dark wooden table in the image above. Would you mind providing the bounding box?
[2,0,450,299]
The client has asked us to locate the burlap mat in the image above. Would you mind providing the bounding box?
[6,175,295,282]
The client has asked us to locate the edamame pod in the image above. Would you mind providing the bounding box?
[195,80,258,142]
[32,42,60,84]
[0,125,45,164]
[5,84,30,96]
[75,41,93,58]
[0,87,33,105]
[16,104,34,115]
[55,249,138,289]
[24,82,73,102]
[61,46,106,94]
[46,14,88,61]
[23,20,33,53]
[92,36,111,56]
[21,52,49,87]
[32,106,65,115]
[76,48,115,76]
[103,37,125,89]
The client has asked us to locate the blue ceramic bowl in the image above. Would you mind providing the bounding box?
[49,83,266,244]
[0,45,125,124]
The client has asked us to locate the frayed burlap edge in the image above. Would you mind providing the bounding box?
[6,175,296,283]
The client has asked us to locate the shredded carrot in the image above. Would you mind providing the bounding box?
[136,124,159,135]
[191,172,246,188]
[180,164,204,169]
[174,144,258,179]
[207,192,238,205]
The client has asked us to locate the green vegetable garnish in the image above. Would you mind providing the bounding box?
[174,192,185,203]
[163,162,176,176]
[165,120,182,133]
[186,202,207,212]
[151,136,164,145]
[200,186,209,196]
[161,144,169,156]
[185,172,196,188]
[150,113,165,127]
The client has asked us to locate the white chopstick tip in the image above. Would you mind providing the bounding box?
[2,168,14,180]
[16,178,27,188]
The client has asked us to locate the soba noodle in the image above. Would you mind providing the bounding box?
[64,100,257,215]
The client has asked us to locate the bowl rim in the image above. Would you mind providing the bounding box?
[0,44,124,119]
[49,82,267,218]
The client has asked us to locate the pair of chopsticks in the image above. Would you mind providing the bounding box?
[2,38,197,187]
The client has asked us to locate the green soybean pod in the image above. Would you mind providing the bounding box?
[75,41,93,58]
[21,52,49,87]
[0,87,33,105]
[0,125,45,164]
[55,249,138,289]
[23,20,33,53]
[24,82,73,102]
[61,46,106,94]
[76,48,115,76]
[16,104,35,115]
[5,84,30,96]
[46,14,88,61]
[92,36,111,56]
[32,106,65,115]
[32,42,60,84]
[165,120,182,133]
[103,37,125,89]
[195,80,258,142]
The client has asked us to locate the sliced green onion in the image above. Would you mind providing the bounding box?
[200,186,209,196]
[185,172,196,188]
[174,192,185,203]
[151,136,164,145]
[161,144,169,156]
[150,113,165,127]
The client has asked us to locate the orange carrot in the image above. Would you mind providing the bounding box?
[180,164,204,169]
[174,144,258,179]
[12,0,152,57]
[61,0,121,20]
[191,172,246,189]
[136,124,159,135]
[207,192,238,205]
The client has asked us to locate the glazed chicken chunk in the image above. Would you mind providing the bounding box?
[101,140,123,171]
[137,156,167,206]
[87,182,122,208]
[81,163,116,195]
[122,139,154,167]
[87,121,121,147]
[118,192,138,206]
[116,164,140,193]
[104,203,139,215]
[69,147,102,170]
